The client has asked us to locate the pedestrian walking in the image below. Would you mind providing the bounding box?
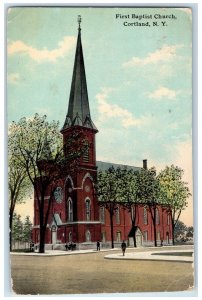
[121,240,126,256]
[97,241,100,251]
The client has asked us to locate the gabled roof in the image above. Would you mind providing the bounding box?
[128,226,142,237]
[52,213,62,226]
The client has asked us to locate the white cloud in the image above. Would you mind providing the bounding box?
[148,86,178,100]
[7,73,20,84]
[8,36,76,63]
[96,88,149,128]
[122,44,182,68]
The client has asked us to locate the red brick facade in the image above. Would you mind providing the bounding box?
[32,126,173,249]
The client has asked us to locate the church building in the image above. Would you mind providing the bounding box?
[32,18,173,249]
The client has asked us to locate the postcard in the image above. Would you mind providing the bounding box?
[7,6,194,296]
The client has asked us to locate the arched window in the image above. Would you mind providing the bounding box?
[69,231,72,242]
[67,198,73,221]
[116,206,120,224]
[100,206,105,223]
[85,198,91,221]
[116,231,121,242]
[167,213,170,225]
[143,207,148,225]
[131,206,134,221]
[156,208,160,224]
[85,230,91,242]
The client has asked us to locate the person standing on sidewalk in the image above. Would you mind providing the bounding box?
[97,241,100,251]
[121,241,126,256]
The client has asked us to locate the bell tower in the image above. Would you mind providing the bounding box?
[61,16,100,247]
[61,15,98,165]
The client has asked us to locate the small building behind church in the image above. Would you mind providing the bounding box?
[32,19,173,250]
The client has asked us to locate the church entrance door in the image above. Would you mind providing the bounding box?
[128,237,134,247]
[135,228,143,247]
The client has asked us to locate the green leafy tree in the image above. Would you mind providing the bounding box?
[174,220,187,241]
[96,167,124,248]
[8,127,31,251]
[186,226,194,239]
[157,165,191,245]
[12,213,23,248]
[121,169,140,247]
[10,113,87,253]
[22,215,32,243]
[136,167,160,247]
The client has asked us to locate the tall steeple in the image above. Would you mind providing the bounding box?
[62,16,97,132]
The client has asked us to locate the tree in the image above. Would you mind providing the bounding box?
[96,167,124,248]
[136,167,160,247]
[22,216,32,244]
[8,127,31,251]
[120,168,140,247]
[174,220,187,241]
[186,226,194,239]
[12,213,23,249]
[10,113,87,253]
[157,165,191,245]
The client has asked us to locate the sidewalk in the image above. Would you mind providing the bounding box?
[10,247,120,256]
[104,249,194,263]
[10,245,194,262]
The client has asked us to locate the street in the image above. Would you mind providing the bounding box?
[10,247,194,295]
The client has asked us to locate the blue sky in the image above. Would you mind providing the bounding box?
[7,7,193,225]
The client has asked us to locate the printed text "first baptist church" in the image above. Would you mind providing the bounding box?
[115,14,177,20]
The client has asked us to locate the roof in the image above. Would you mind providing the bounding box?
[128,226,142,237]
[62,26,97,132]
[53,213,62,226]
[96,160,141,172]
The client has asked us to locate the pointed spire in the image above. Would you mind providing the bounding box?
[78,15,82,31]
[62,16,97,132]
